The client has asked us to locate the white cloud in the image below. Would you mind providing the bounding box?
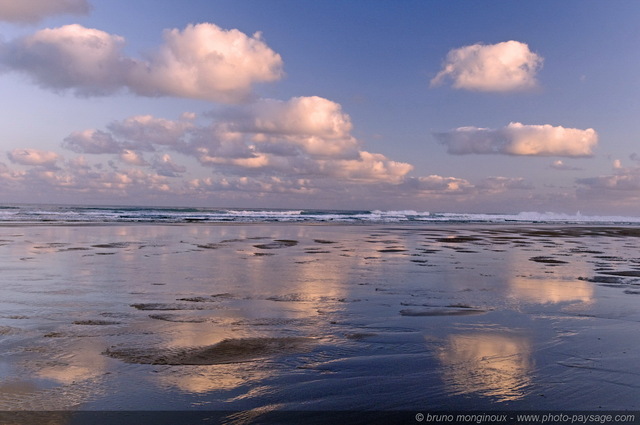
[7,148,60,167]
[0,23,284,102]
[431,41,543,92]
[60,96,413,189]
[1,24,131,95]
[0,0,91,24]
[127,24,284,103]
[213,96,360,159]
[434,122,598,157]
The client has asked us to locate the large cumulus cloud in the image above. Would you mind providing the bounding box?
[434,122,598,157]
[431,41,543,92]
[0,23,284,102]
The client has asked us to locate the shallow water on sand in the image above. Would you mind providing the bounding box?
[1,224,639,415]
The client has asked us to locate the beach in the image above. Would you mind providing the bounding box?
[1,223,639,422]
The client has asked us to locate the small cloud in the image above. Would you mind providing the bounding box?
[431,40,543,92]
[152,154,186,177]
[476,176,533,192]
[434,122,597,157]
[550,160,581,171]
[613,159,623,170]
[0,0,91,24]
[7,148,60,168]
[119,150,148,166]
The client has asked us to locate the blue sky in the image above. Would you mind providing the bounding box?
[1,0,640,214]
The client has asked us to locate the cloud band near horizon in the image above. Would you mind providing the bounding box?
[434,122,598,157]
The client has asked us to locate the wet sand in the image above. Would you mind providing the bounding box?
[1,223,639,419]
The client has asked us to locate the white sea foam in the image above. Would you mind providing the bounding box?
[1,205,639,224]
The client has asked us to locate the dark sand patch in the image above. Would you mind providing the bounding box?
[104,337,315,365]
[378,248,408,253]
[91,242,136,249]
[303,249,331,254]
[130,303,210,311]
[314,239,337,244]
[435,236,483,243]
[0,326,21,335]
[623,290,640,295]
[253,240,299,249]
[177,293,234,302]
[529,256,569,264]
[345,332,377,340]
[267,293,313,302]
[148,314,208,323]
[73,320,120,326]
[195,243,224,249]
[400,308,486,317]
[254,252,276,256]
[600,270,640,277]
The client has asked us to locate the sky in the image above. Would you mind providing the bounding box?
[1,0,640,214]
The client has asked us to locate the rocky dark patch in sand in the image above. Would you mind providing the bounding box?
[529,256,568,264]
[104,337,315,365]
[253,240,299,249]
[73,320,120,326]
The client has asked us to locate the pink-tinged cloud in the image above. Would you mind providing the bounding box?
[119,150,148,166]
[127,24,283,103]
[2,25,131,95]
[7,148,60,167]
[152,154,186,177]
[434,122,597,157]
[63,129,124,154]
[0,23,283,102]
[431,41,543,92]
[107,115,194,146]
[0,0,91,24]
[549,160,582,171]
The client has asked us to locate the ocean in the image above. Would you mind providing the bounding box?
[2,203,640,224]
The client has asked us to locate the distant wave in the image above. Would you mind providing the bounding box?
[1,205,639,224]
